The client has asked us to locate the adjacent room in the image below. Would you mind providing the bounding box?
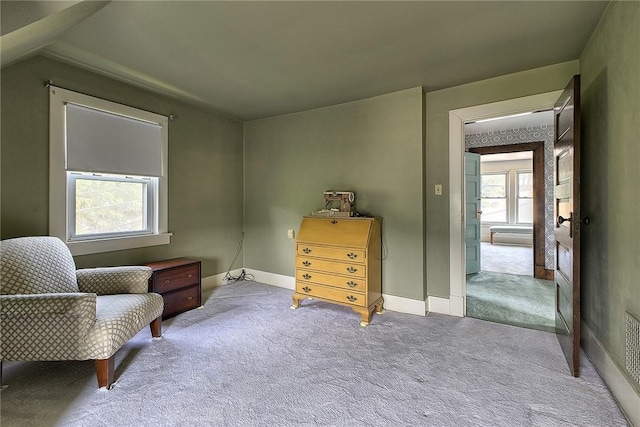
[1,1,638,426]
[464,111,557,333]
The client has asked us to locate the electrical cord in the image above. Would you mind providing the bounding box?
[223,231,254,283]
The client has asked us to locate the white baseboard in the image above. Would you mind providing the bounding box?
[201,269,243,289]
[382,293,426,316]
[582,321,639,426]
[427,296,450,315]
[243,269,295,290]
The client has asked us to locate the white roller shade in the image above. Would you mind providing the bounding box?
[66,103,164,177]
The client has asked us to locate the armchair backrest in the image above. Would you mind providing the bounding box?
[0,236,79,295]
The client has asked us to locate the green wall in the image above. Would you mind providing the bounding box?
[0,55,245,278]
[243,88,425,300]
[424,60,579,298]
[579,0,640,389]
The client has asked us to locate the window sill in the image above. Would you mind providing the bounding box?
[67,233,173,256]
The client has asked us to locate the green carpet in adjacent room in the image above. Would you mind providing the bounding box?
[466,271,555,332]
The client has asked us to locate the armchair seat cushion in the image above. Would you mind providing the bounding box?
[83,293,164,360]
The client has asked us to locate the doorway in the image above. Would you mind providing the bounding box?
[464,140,555,332]
[448,91,562,317]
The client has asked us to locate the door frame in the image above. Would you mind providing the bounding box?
[468,142,546,280]
[448,91,561,317]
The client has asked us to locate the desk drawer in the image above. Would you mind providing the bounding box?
[296,245,365,263]
[162,285,201,318]
[296,283,366,307]
[296,270,365,292]
[152,264,199,293]
[296,257,365,278]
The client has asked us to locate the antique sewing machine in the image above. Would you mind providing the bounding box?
[311,191,355,217]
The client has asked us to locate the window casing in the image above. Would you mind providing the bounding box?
[481,169,532,225]
[49,86,171,255]
[480,172,508,223]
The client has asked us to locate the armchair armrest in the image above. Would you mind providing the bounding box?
[0,293,97,360]
[76,266,152,295]
[0,293,97,317]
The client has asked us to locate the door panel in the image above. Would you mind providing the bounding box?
[465,152,481,274]
[554,75,581,377]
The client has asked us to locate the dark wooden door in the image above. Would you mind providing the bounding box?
[554,75,581,377]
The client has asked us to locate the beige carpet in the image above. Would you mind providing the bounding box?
[481,242,533,276]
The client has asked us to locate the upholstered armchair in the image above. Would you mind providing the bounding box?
[0,236,164,388]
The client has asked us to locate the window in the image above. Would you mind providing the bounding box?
[481,173,508,223]
[68,173,155,240]
[517,172,533,224]
[49,86,171,255]
[480,167,533,225]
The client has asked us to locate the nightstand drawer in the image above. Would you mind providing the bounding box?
[162,285,201,318]
[296,270,366,292]
[296,282,366,307]
[153,264,199,293]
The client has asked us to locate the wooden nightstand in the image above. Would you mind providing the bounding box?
[145,258,202,319]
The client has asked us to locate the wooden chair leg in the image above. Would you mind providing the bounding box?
[150,315,162,338]
[96,355,115,388]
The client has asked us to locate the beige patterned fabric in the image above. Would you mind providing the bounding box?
[0,236,78,294]
[0,236,164,362]
[77,267,152,295]
[1,293,97,360]
[81,293,164,359]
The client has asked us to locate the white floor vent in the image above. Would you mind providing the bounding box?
[626,312,640,386]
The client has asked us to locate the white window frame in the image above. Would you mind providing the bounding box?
[50,87,171,255]
[67,172,156,241]
[516,170,533,225]
[480,171,509,224]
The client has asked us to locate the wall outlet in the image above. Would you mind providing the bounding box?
[435,184,443,196]
[287,229,295,239]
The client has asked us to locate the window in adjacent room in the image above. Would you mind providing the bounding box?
[516,171,533,224]
[49,86,171,255]
[480,172,508,223]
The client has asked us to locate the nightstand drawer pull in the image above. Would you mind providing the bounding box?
[346,267,358,274]
[303,274,312,280]
[302,261,311,267]
[164,279,170,284]
[303,248,312,254]
[187,274,193,278]
[330,220,338,224]
[347,281,358,288]
[347,253,358,259]
[187,296,193,301]
[346,295,357,302]
[302,286,312,293]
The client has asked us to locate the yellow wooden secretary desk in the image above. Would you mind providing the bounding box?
[291,216,383,326]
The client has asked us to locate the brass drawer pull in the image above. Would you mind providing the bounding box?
[187,274,193,278]
[346,281,358,288]
[302,286,312,293]
[164,279,170,284]
[347,253,358,259]
[187,296,193,301]
[346,295,357,302]
[330,220,338,224]
[302,261,311,267]
[303,248,312,254]
[346,267,357,274]
[302,274,312,280]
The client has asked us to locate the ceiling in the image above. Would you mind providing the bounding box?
[1,1,609,121]
[465,110,554,135]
